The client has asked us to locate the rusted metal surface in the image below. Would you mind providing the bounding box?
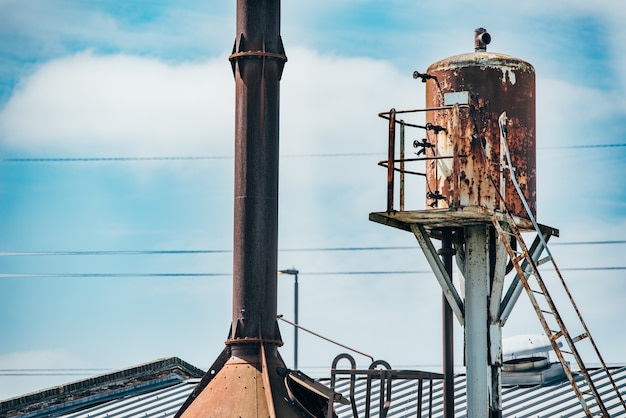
[474,27,491,52]
[386,109,396,212]
[229,0,286,348]
[399,121,405,211]
[177,1,331,417]
[174,347,230,417]
[178,350,311,418]
[369,206,558,235]
[424,50,537,219]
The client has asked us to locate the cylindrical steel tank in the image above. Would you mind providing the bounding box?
[424,32,536,218]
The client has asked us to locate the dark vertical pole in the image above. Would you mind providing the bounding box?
[294,271,299,369]
[441,228,455,417]
[386,109,396,212]
[399,120,405,211]
[229,0,287,353]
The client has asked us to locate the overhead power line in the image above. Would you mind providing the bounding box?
[0,152,379,163]
[1,144,624,163]
[2,240,624,257]
[2,267,625,279]
[0,368,113,377]
[0,156,232,162]
[550,240,626,246]
[0,273,230,278]
[541,143,626,150]
[0,250,231,256]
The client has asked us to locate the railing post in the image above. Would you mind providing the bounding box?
[387,109,396,212]
[399,120,405,211]
[417,379,423,417]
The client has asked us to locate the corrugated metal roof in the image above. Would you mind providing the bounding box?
[59,379,198,418]
[6,364,626,417]
[0,357,205,418]
[328,366,626,417]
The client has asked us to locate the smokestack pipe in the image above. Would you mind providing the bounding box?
[174,0,287,415]
[175,2,332,416]
[228,0,287,354]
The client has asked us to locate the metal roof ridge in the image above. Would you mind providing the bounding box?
[19,375,186,418]
[0,357,205,417]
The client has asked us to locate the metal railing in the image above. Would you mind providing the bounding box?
[326,353,444,418]
[378,106,466,213]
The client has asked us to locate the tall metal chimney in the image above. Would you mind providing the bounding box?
[229,0,285,358]
[175,1,331,416]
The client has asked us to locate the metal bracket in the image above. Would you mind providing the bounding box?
[410,224,465,325]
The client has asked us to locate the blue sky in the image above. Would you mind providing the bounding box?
[1,0,626,400]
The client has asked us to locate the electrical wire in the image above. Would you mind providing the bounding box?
[0,250,231,256]
[0,368,113,377]
[0,271,430,279]
[0,156,232,162]
[0,152,380,163]
[0,273,230,278]
[0,144,623,163]
[541,143,626,150]
[278,315,374,362]
[1,267,624,279]
[1,241,624,257]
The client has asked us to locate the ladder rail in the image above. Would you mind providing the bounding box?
[491,219,595,417]
[497,113,552,259]
[548,245,625,405]
[502,218,591,374]
[499,113,610,378]
[497,113,626,413]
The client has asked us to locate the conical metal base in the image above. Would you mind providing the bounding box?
[177,344,331,418]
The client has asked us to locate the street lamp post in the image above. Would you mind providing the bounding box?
[279,268,299,370]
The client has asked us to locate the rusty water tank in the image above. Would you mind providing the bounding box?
[424,28,536,218]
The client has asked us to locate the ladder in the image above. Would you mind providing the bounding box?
[492,215,625,417]
[490,113,626,417]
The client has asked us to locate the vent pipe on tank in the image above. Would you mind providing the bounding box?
[474,27,491,51]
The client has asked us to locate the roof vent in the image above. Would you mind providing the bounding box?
[502,335,567,386]
[474,27,491,52]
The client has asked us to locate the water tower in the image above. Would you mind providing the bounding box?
[370,29,624,417]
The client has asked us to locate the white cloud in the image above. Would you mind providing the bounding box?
[0,0,232,60]
[0,52,234,156]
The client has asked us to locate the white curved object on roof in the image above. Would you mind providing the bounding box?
[503,334,556,359]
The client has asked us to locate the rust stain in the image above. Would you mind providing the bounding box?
[424,51,536,219]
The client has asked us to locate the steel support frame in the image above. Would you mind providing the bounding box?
[463,225,492,418]
[411,224,464,326]
[411,223,520,417]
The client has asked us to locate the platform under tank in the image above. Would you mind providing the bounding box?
[424,30,536,219]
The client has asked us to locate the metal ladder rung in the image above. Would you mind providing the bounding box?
[512,253,527,265]
[530,289,545,296]
[561,349,573,355]
[536,255,553,266]
[551,330,564,340]
[572,333,589,343]
[540,309,554,315]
